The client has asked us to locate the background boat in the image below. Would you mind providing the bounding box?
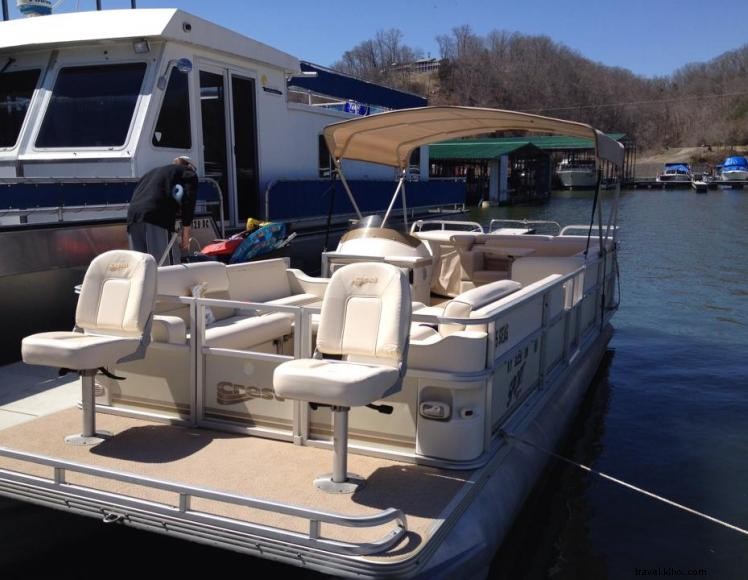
[556,158,597,189]
[719,156,748,181]
[655,163,691,182]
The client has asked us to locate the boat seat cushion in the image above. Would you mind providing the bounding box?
[203,312,293,350]
[75,250,157,338]
[439,279,522,335]
[226,259,294,303]
[265,293,321,308]
[510,256,584,286]
[151,315,187,345]
[156,262,235,324]
[274,359,400,407]
[407,330,488,373]
[21,332,141,370]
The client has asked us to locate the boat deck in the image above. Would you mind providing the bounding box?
[0,398,473,569]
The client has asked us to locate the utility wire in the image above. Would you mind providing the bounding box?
[524,90,748,114]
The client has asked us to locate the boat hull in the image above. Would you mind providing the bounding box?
[656,174,691,183]
[557,170,597,189]
[721,170,748,181]
[418,323,613,578]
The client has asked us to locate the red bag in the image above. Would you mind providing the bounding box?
[200,236,244,256]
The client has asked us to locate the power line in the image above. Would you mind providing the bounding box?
[524,90,748,114]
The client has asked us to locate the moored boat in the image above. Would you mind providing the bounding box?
[719,156,748,181]
[691,174,708,193]
[1,106,622,578]
[0,7,456,362]
[656,163,691,182]
[556,158,597,189]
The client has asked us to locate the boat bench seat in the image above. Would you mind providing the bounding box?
[409,280,522,373]
[151,261,305,350]
[226,259,326,309]
[510,256,585,287]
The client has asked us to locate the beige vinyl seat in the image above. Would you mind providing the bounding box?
[409,279,522,373]
[21,250,157,445]
[273,262,411,493]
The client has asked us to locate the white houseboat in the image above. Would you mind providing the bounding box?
[0,7,457,362]
[1,106,622,578]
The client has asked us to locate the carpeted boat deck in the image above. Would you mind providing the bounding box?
[0,408,474,560]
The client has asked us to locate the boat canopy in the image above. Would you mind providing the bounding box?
[664,163,690,174]
[323,106,625,169]
[723,156,748,168]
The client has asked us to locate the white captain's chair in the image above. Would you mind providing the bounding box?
[22,250,157,445]
[274,262,411,493]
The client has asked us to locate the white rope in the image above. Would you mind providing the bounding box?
[502,431,748,538]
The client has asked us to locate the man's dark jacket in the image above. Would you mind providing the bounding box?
[127,164,198,232]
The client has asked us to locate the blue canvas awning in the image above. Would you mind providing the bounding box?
[289,61,426,110]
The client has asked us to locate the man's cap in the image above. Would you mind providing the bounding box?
[174,155,196,170]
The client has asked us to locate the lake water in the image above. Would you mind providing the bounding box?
[488,187,748,579]
[1,188,747,578]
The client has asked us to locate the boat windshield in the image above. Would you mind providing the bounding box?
[36,62,147,148]
[0,67,40,148]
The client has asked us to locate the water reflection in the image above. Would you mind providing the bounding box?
[484,188,748,578]
[489,350,615,580]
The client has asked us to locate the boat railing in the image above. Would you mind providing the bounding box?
[410,219,484,233]
[0,446,407,556]
[488,219,561,235]
[78,240,617,473]
[0,177,226,236]
[559,224,618,236]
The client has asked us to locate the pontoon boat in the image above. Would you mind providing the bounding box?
[1,106,622,578]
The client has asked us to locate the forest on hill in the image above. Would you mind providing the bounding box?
[332,27,748,151]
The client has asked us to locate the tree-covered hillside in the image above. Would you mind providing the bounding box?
[333,27,748,149]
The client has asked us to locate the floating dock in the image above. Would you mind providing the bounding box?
[629,179,745,189]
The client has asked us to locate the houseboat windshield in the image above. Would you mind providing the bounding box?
[36,62,147,148]
[0,68,40,148]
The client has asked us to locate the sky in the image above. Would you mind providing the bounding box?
[5,0,746,77]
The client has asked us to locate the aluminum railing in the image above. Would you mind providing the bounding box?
[0,446,407,556]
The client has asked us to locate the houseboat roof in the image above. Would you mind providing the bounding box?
[324,106,625,169]
[0,8,300,73]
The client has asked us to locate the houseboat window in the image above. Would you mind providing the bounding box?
[152,68,191,149]
[36,62,147,148]
[0,68,40,148]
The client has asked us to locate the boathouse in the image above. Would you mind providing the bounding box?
[428,133,635,204]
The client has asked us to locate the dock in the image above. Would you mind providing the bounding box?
[629,179,746,189]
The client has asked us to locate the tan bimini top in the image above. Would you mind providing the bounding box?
[323,106,625,169]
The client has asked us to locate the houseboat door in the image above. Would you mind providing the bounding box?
[198,66,259,227]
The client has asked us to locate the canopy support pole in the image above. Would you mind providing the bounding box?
[333,159,363,221]
[382,171,406,228]
[401,170,409,231]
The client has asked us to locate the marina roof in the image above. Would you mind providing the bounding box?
[429,141,539,160]
[324,107,624,168]
[431,133,627,157]
[0,9,300,73]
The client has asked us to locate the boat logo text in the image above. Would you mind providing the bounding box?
[216,381,285,405]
